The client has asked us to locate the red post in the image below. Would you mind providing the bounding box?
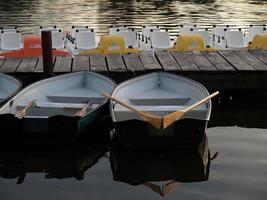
[41,30,54,77]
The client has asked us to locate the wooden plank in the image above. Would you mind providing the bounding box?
[249,49,267,65]
[0,58,21,73]
[123,53,144,71]
[106,54,126,71]
[16,57,38,72]
[35,57,44,72]
[235,50,267,71]
[203,51,235,71]
[139,51,162,70]
[72,55,89,71]
[35,57,56,72]
[0,58,5,68]
[155,51,181,71]
[189,52,217,71]
[90,54,107,72]
[218,50,254,71]
[170,51,199,71]
[54,56,72,72]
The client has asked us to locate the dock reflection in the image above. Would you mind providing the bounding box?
[0,146,107,184]
[210,90,267,128]
[110,134,210,197]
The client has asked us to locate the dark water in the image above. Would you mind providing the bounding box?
[0,127,267,200]
[0,0,266,34]
[1,97,267,200]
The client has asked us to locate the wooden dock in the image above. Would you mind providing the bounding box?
[1,49,267,90]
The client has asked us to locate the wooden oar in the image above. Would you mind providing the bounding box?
[102,92,163,129]
[15,100,37,119]
[102,91,219,130]
[163,91,219,129]
[74,99,93,117]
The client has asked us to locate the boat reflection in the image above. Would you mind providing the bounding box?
[0,146,107,184]
[0,115,113,146]
[110,134,210,197]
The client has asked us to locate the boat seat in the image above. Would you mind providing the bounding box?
[46,96,105,104]
[75,30,97,50]
[129,98,190,106]
[224,30,245,49]
[151,31,172,49]
[0,31,23,51]
[173,35,207,51]
[247,25,265,43]
[17,102,96,109]
[51,30,65,49]
[248,34,267,50]
[99,35,126,54]
[16,101,100,117]
[16,104,96,117]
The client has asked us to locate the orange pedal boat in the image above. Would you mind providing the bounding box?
[0,35,71,58]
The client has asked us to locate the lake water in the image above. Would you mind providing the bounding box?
[0,0,266,34]
[0,96,267,200]
[0,126,267,200]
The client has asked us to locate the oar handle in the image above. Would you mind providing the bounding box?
[102,92,141,114]
[15,99,37,119]
[24,101,35,111]
[183,91,219,112]
[75,99,93,117]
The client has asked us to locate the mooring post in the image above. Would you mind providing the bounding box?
[41,30,54,77]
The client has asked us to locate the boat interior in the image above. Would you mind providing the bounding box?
[112,73,210,121]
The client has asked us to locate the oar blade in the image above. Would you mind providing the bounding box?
[141,113,163,129]
[163,110,185,129]
[162,91,219,129]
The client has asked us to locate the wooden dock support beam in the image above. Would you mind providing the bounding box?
[41,30,54,77]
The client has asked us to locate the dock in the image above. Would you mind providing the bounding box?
[1,49,267,90]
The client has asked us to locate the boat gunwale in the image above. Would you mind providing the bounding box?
[0,73,22,104]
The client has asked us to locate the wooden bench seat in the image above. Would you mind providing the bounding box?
[129,97,190,106]
[46,96,105,104]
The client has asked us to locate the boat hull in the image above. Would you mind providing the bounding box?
[0,98,109,144]
[113,118,208,149]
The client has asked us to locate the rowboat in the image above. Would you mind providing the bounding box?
[0,71,116,141]
[0,73,21,104]
[103,72,219,148]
